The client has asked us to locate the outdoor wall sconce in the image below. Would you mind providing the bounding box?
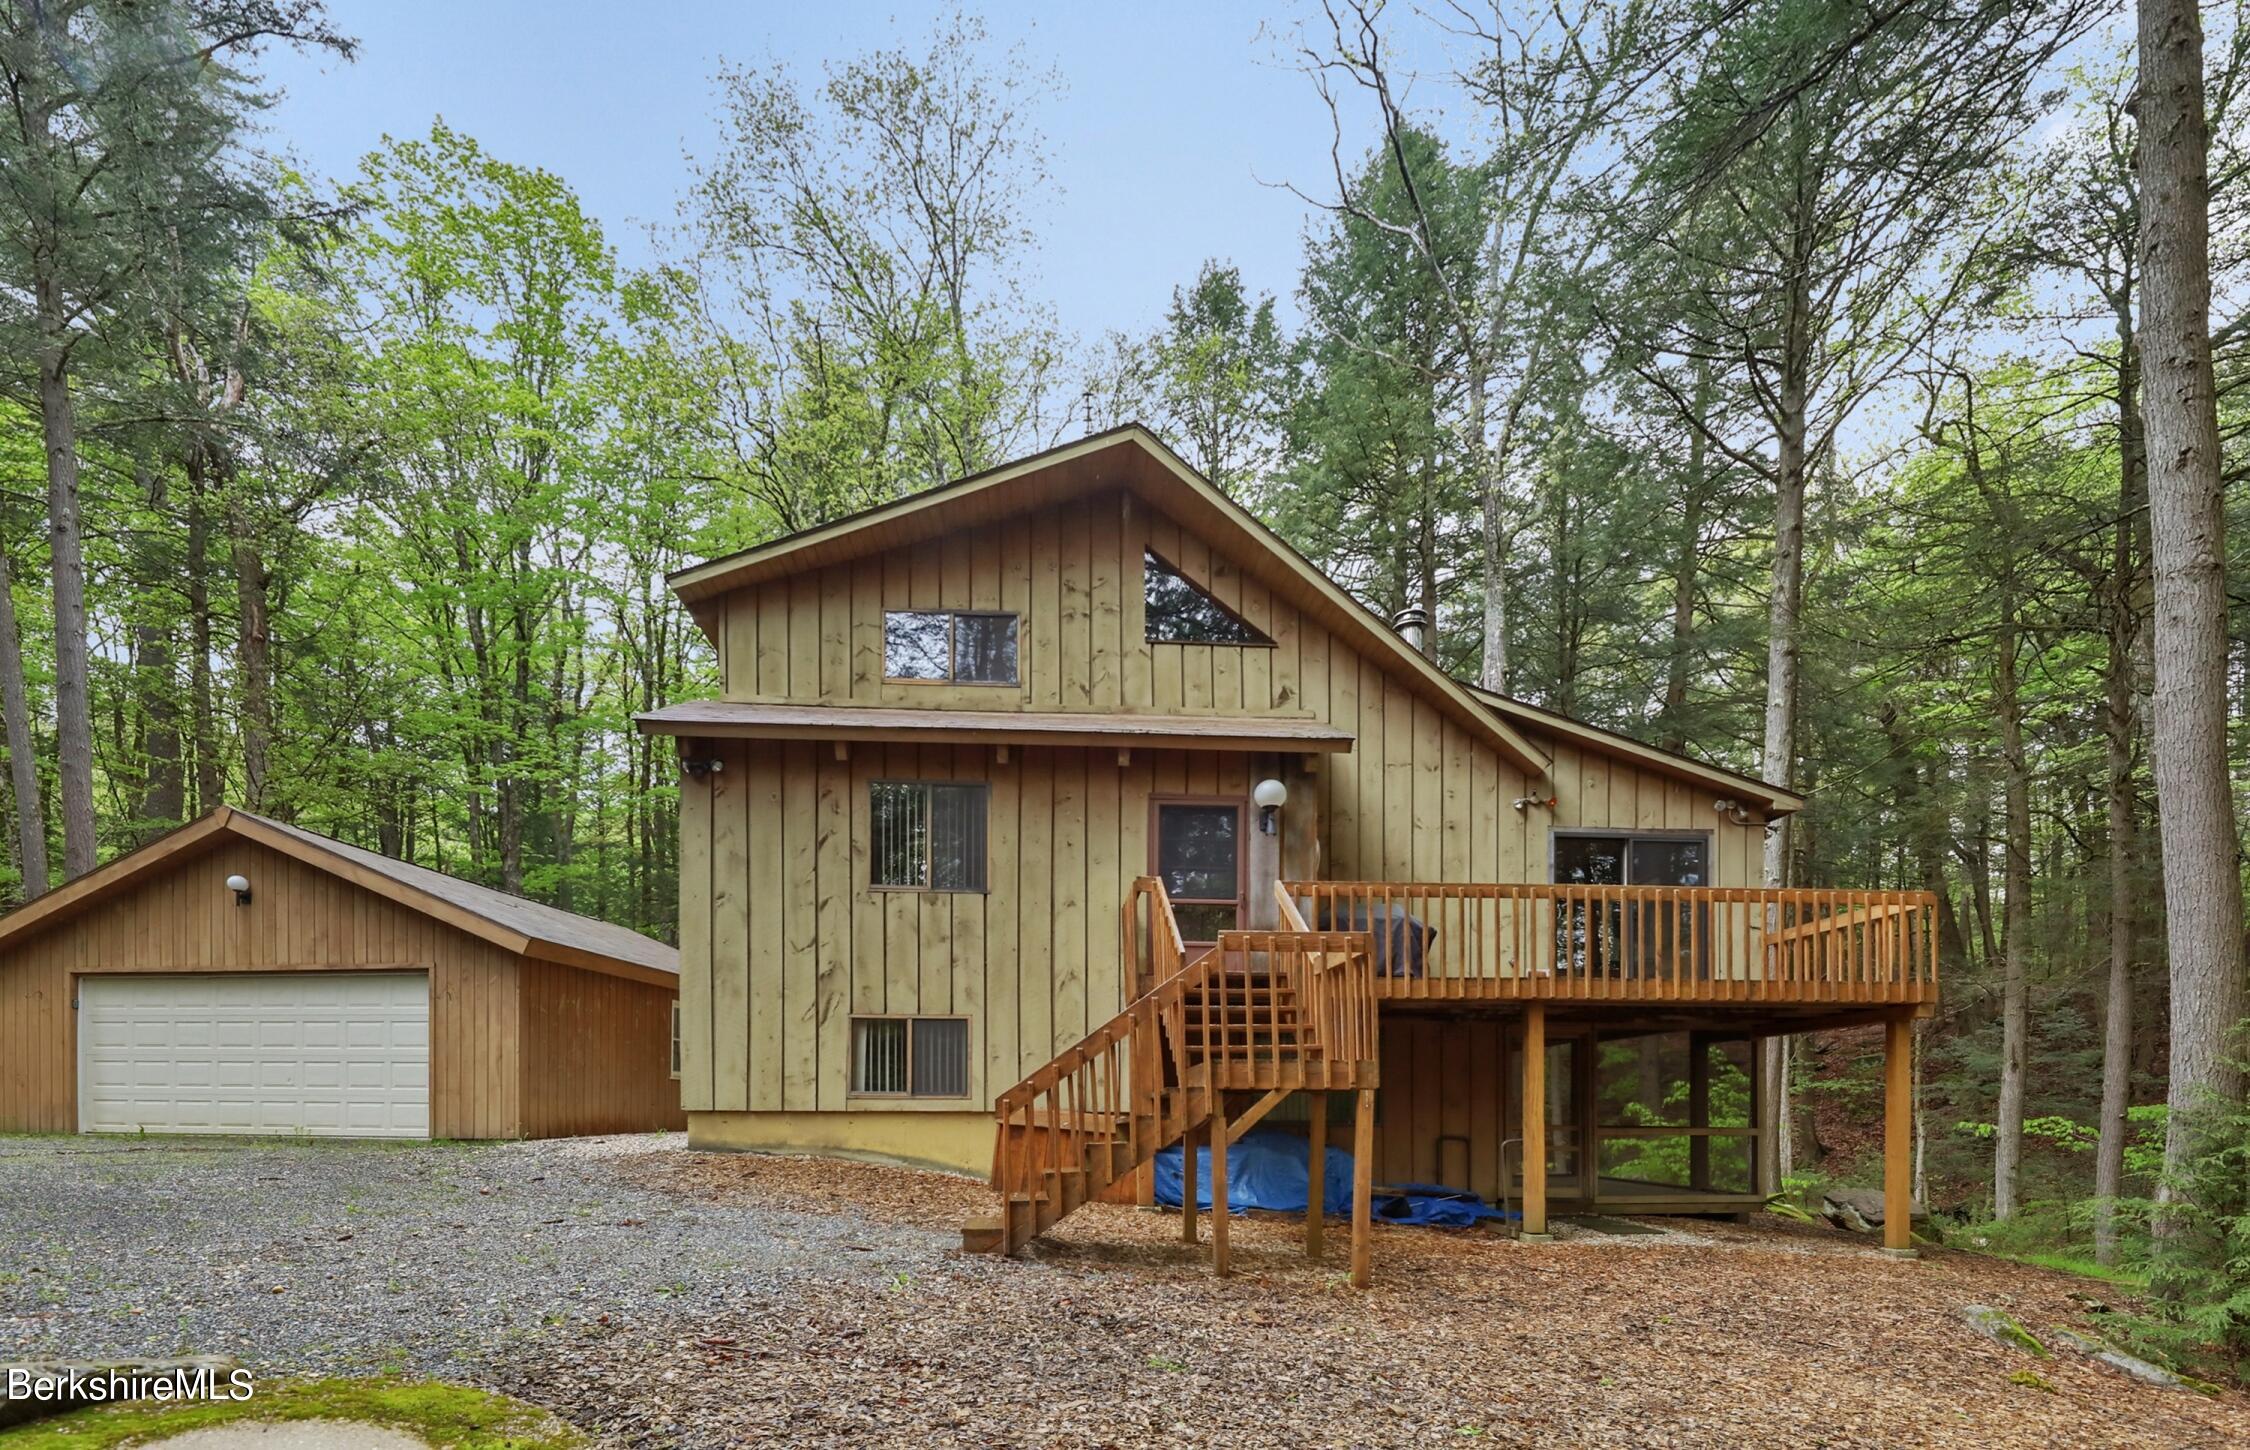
[225,873,252,906]
[1714,798,1758,827]
[1253,777,1288,835]
[680,756,726,780]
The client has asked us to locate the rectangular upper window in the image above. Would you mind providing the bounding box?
[884,611,1019,683]
[1144,551,1272,645]
[870,781,988,891]
[851,1016,971,1098]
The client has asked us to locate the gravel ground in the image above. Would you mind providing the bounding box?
[7,1135,2249,1448]
[0,1133,951,1379]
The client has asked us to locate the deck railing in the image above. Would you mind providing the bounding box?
[1280,881,1940,1006]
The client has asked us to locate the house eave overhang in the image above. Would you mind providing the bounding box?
[1467,686,1805,818]
[637,701,1355,755]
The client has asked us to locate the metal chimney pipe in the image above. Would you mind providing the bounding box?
[1392,605,1428,653]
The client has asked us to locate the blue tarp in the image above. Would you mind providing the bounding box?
[1155,1127,1353,1216]
[1151,1126,1515,1226]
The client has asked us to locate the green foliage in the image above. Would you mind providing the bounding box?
[2113,1072,2250,1384]
[678,11,1064,529]
[1277,127,1486,636]
[1108,261,1293,504]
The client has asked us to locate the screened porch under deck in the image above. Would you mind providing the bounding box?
[1371,1008,1776,1221]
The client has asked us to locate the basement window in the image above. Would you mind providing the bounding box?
[1143,550,1271,645]
[884,611,1019,683]
[871,781,988,892]
[851,1017,971,1098]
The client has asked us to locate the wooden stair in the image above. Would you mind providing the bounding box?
[966,880,1380,1260]
[962,1070,1217,1255]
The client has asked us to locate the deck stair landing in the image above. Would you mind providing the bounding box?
[964,879,1379,1268]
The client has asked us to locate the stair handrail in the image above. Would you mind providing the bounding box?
[986,879,1380,1251]
[988,879,1204,1198]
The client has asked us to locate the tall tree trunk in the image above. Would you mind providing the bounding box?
[228,502,272,813]
[1417,445,1440,663]
[133,465,185,833]
[1758,272,1811,1192]
[1993,582,2030,1221]
[1661,363,1714,754]
[1473,371,1506,691]
[2137,0,2250,1201]
[2095,328,2146,1266]
[34,274,95,879]
[0,534,50,898]
[185,468,222,814]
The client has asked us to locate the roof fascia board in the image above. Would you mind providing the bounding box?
[523,939,682,986]
[1469,686,1804,815]
[0,812,231,950]
[639,718,1355,753]
[669,430,1136,605]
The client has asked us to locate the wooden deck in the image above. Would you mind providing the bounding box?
[1285,881,1941,1013]
[980,876,1934,1280]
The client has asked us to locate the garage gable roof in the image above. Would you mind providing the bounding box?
[0,808,678,983]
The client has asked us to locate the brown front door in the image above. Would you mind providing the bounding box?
[1151,797,1246,959]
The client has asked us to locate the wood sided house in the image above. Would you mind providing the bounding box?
[642,426,1938,1282]
[0,807,684,1141]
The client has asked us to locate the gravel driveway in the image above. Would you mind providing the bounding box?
[0,1133,955,1379]
[8,1136,2250,1448]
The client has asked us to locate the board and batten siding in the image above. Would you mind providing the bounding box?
[677,739,1241,1116]
[0,837,521,1138]
[678,491,1769,1114]
[516,957,686,1137]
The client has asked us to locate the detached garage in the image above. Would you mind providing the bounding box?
[0,807,684,1140]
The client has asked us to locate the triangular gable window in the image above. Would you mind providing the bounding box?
[1144,550,1272,645]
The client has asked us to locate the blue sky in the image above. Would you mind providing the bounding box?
[258,2,1451,343]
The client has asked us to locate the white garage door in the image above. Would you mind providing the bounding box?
[78,973,430,1139]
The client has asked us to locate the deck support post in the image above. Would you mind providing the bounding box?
[1520,1004,1550,1241]
[1350,1086,1374,1287]
[1210,1095,1231,1276]
[1752,1031,1784,1200]
[1180,1111,1198,1244]
[1883,1015,1917,1256]
[1305,1091,1327,1261]
[1687,1031,1712,1193]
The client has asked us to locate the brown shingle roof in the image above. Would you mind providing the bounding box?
[0,808,677,982]
[237,811,678,975]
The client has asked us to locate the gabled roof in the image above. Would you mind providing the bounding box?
[667,426,1549,775]
[0,808,678,983]
[1469,687,1805,818]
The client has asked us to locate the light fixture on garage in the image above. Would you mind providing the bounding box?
[225,873,251,905]
[1253,777,1288,836]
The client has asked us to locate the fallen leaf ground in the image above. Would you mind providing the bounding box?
[491,1149,2250,1448]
